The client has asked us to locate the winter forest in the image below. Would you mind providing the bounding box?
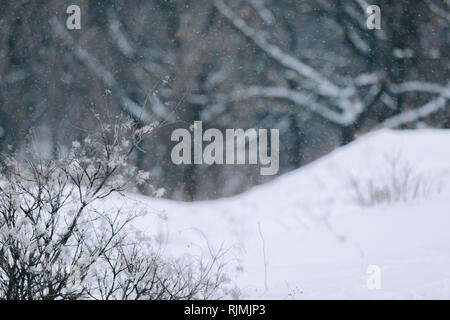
[0,0,450,300]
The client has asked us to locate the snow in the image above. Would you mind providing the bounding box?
[106,129,450,299]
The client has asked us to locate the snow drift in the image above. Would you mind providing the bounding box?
[107,129,450,299]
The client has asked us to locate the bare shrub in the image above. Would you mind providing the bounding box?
[349,153,441,206]
[0,114,229,300]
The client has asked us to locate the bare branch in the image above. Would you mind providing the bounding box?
[379,96,448,129]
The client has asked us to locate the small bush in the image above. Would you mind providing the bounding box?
[348,153,441,206]
[0,114,229,300]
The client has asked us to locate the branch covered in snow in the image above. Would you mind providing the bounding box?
[425,0,450,22]
[49,17,152,123]
[213,0,346,98]
[215,1,450,133]
[108,10,135,58]
[380,96,449,129]
[0,116,228,300]
[246,0,275,25]
[214,0,368,126]
[389,82,450,99]
[231,86,352,125]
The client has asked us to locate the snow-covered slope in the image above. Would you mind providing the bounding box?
[110,129,450,299]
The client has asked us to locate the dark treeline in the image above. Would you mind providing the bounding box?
[0,0,448,200]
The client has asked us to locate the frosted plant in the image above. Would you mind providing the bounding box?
[0,114,229,300]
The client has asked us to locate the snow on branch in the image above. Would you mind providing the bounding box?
[108,10,135,58]
[353,72,383,86]
[49,17,152,123]
[390,81,450,99]
[231,86,353,125]
[353,0,370,12]
[246,0,275,25]
[214,0,368,125]
[379,96,448,129]
[425,0,450,22]
[213,0,344,98]
[380,82,450,128]
[346,26,371,55]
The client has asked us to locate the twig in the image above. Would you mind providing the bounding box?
[257,222,268,292]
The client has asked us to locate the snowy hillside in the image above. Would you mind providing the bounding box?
[110,129,450,299]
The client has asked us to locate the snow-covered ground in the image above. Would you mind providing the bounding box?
[109,129,450,299]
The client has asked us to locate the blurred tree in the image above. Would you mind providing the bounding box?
[0,0,448,199]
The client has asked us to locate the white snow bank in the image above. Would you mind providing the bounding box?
[106,129,450,299]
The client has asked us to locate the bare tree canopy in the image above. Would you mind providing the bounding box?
[0,0,448,199]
